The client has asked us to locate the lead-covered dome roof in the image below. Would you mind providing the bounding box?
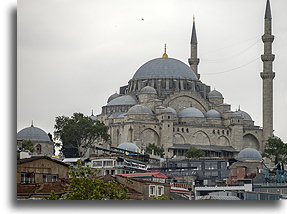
[17,125,51,142]
[126,104,154,115]
[117,142,139,152]
[132,58,198,80]
[205,109,221,119]
[237,148,262,162]
[178,107,205,118]
[207,89,223,99]
[236,110,253,121]
[140,86,157,94]
[106,95,137,106]
[107,92,120,103]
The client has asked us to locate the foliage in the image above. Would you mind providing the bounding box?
[54,112,110,157]
[146,143,164,157]
[185,147,205,159]
[45,161,128,200]
[44,190,60,200]
[21,140,34,153]
[263,137,287,164]
[151,194,169,200]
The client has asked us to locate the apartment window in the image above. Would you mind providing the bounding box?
[157,186,164,196]
[92,161,102,167]
[43,174,58,182]
[21,172,35,184]
[103,160,114,167]
[149,185,156,196]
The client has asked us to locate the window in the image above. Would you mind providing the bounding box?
[92,161,102,167]
[21,172,35,184]
[157,186,164,196]
[149,185,156,196]
[168,116,170,119]
[36,144,41,154]
[43,174,58,182]
[103,160,114,167]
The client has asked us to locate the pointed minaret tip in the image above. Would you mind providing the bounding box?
[191,17,197,44]
[265,0,272,19]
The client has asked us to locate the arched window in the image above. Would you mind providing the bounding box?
[36,144,41,154]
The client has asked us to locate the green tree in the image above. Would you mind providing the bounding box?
[151,194,169,200]
[54,113,110,157]
[146,143,164,157]
[263,137,287,164]
[21,140,34,153]
[45,161,128,200]
[185,147,205,159]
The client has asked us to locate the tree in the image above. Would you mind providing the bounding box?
[54,113,110,158]
[146,143,164,157]
[263,137,287,165]
[45,161,128,200]
[21,140,34,153]
[185,147,205,159]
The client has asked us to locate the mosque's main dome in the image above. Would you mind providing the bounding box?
[132,58,198,80]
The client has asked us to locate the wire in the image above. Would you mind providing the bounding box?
[201,57,260,75]
[201,38,261,63]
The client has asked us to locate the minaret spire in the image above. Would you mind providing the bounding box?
[261,0,275,144]
[188,16,200,79]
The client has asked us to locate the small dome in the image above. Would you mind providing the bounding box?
[117,142,139,152]
[205,109,221,119]
[165,107,177,116]
[132,58,198,80]
[237,148,262,162]
[208,90,223,99]
[17,125,51,142]
[107,92,120,103]
[140,86,157,94]
[89,115,97,121]
[126,104,154,115]
[237,110,253,121]
[106,95,137,106]
[178,107,205,118]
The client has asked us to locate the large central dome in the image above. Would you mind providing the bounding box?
[132,58,198,80]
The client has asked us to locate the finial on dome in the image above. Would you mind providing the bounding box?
[91,109,94,116]
[162,44,168,58]
[238,105,241,111]
[31,120,34,127]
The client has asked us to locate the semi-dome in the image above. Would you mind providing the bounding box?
[106,95,137,106]
[205,109,221,119]
[237,110,253,121]
[132,58,198,80]
[178,107,205,118]
[17,125,51,142]
[237,148,262,162]
[207,89,223,99]
[126,104,154,115]
[107,92,120,103]
[140,86,157,94]
[117,142,139,152]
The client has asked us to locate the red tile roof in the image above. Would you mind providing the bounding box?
[115,172,168,179]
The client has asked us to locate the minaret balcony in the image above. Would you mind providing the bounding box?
[262,34,274,42]
[188,58,200,65]
[261,54,275,62]
[260,72,275,80]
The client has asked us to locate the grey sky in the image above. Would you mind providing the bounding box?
[17,0,287,142]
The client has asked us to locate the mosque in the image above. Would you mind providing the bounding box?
[16,1,275,159]
[95,0,276,159]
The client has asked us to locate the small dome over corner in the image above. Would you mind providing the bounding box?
[126,104,154,115]
[140,86,157,94]
[205,109,221,119]
[106,95,137,106]
[17,125,51,142]
[165,107,177,116]
[208,89,223,99]
[237,110,253,121]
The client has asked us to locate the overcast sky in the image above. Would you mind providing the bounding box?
[17,0,287,142]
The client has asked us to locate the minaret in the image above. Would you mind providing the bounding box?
[260,0,275,143]
[188,16,200,79]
